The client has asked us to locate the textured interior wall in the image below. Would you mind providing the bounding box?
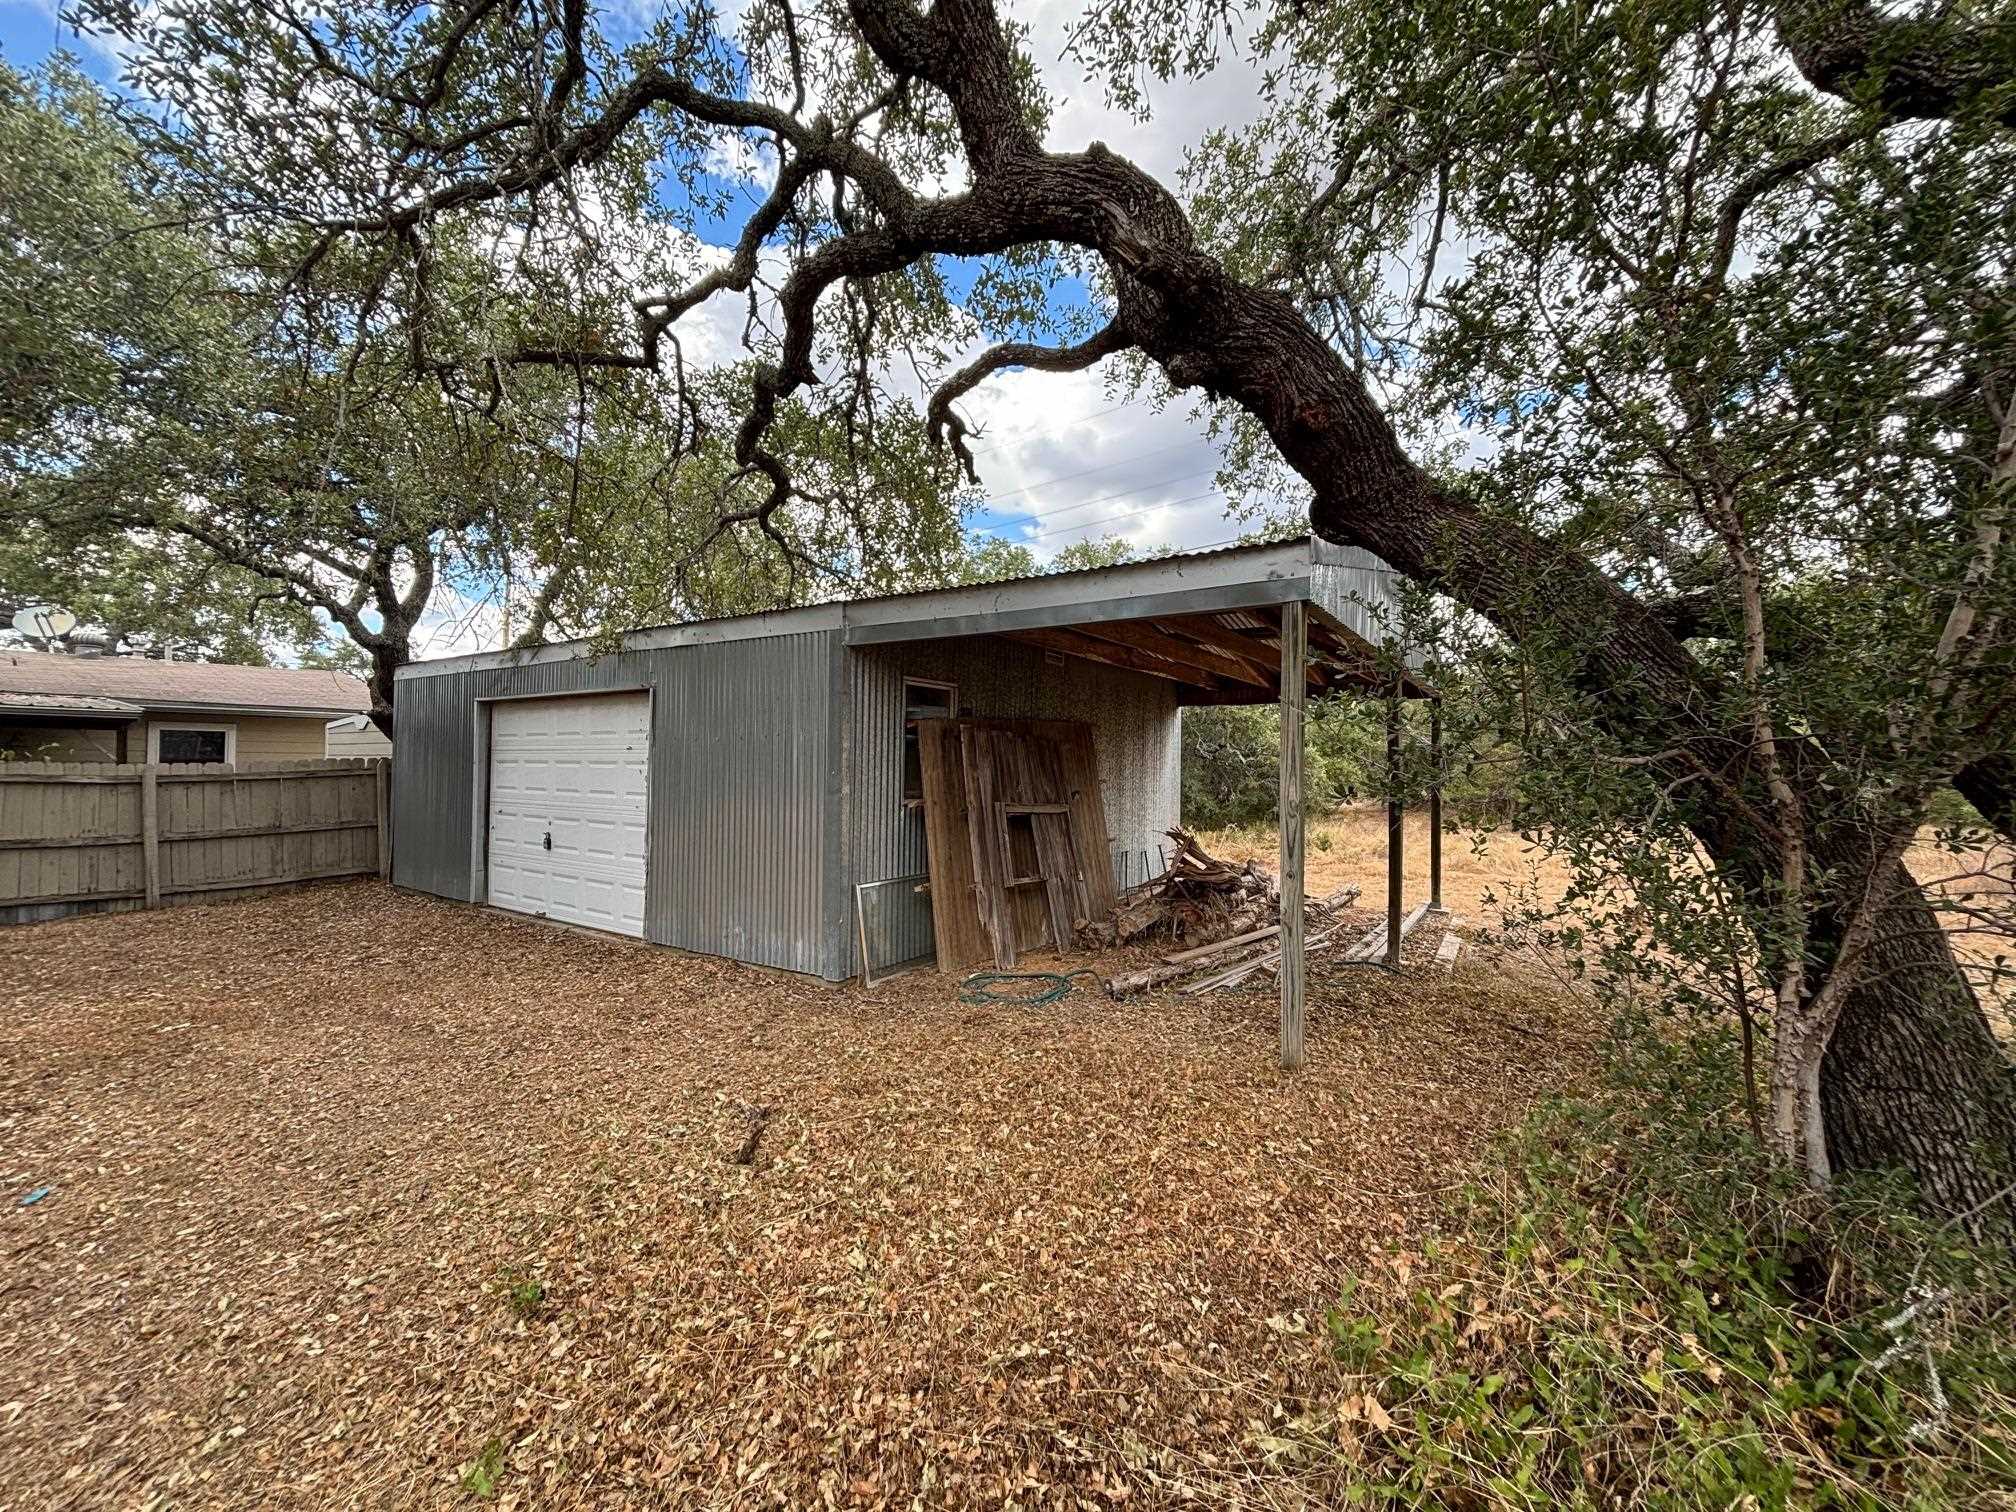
[844,635,1181,972]
[390,630,848,978]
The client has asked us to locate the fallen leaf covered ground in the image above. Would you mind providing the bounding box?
[2,878,1599,1510]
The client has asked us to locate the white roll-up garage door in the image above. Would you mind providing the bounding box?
[486,692,650,937]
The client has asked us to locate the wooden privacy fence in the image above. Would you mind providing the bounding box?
[0,758,389,925]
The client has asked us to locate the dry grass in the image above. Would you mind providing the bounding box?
[1200,805,1579,923]
[0,877,1598,1510]
[1908,831,2016,1035]
[1210,807,2013,1033]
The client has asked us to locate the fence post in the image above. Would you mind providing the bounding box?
[375,758,391,880]
[141,764,162,909]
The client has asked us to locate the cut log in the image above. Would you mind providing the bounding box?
[1310,882,1362,913]
[1161,923,1280,965]
[1182,925,1343,994]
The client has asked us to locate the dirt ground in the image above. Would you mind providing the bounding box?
[0,873,1597,1510]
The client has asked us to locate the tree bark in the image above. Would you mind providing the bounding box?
[1956,754,2016,843]
[1819,855,2016,1216]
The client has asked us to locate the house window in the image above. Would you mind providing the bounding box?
[150,723,236,765]
[901,679,956,806]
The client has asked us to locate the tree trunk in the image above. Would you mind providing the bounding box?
[1956,753,2016,843]
[859,0,2016,1214]
[366,633,406,740]
[1820,856,2016,1218]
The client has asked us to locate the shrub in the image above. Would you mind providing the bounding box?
[1181,701,1386,829]
[1293,1025,2016,1508]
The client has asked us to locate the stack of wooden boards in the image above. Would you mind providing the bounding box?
[915,717,1119,972]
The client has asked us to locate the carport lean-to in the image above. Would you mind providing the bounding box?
[389,536,1439,1068]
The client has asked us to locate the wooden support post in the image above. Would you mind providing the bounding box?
[375,758,392,881]
[141,764,161,910]
[1279,599,1307,1069]
[1429,701,1445,913]
[1386,692,1404,967]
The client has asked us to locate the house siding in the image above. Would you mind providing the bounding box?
[325,718,394,759]
[168,715,328,763]
[2,713,336,764]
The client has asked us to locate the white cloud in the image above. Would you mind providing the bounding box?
[1014,0,1275,183]
[953,363,1254,561]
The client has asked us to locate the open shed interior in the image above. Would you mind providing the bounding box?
[851,595,1440,1068]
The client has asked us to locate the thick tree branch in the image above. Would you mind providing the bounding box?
[1778,1,2016,126]
[926,321,1134,478]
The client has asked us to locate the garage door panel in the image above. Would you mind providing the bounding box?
[486,692,649,937]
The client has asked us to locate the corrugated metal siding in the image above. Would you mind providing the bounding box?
[1310,538,1407,653]
[844,637,1181,974]
[391,631,846,977]
[650,630,839,975]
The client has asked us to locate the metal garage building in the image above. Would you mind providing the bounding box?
[390,536,1415,1008]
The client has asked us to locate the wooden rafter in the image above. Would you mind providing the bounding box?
[1153,613,1283,677]
[1071,618,1271,687]
[1001,627,1219,690]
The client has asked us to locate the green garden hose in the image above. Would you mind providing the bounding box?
[957,968,1102,1006]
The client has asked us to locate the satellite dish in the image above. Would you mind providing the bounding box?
[12,606,77,640]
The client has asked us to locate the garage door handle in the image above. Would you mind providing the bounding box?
[543,831,552,851]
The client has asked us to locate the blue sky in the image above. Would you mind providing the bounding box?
[3,0,1288,656]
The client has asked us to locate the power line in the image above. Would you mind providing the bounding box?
[1014,486,1233,542]
[967,436,1202,506]
[975,466,1220,528]
[965,400,1135,457]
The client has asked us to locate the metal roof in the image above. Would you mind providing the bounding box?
[0,650,371,716]
[0,690,147,718]
[399,536,1366,682]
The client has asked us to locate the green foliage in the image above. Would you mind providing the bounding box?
[1181,690,1524,831]
[0,52,989,684]
[498,1270,545,1319]
[1180,700,1387,829]
[1297,1027,2016,1507]
[1927,786,1988,831]
[460,1436,507,1499]
[1179,0,2016,1166]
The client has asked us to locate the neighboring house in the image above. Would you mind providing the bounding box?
[0,651,371,765]
[325,713,394,759]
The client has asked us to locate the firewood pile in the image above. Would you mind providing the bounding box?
[1080,829,1364,997]
[1078,829,1276,950]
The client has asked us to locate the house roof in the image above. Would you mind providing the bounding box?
[0,651,371,718]
[0,690,147,718]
